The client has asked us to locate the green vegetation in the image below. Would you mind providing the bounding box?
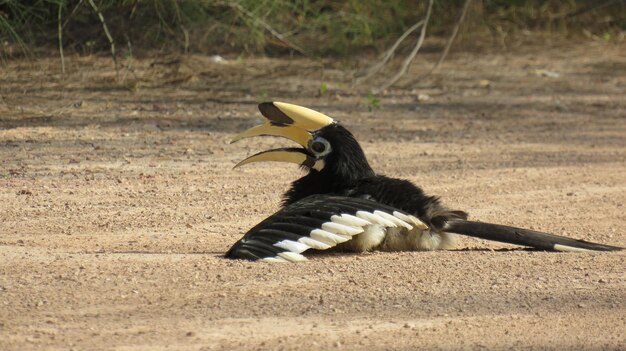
[364,93,381,111]
[319,82,328,96]
[0,1,624,58]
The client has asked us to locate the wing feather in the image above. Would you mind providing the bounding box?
[225,194,421,261]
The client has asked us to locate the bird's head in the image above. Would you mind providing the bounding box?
[232,102,374,183]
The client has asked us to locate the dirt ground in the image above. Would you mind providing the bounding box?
[1,41,625,350]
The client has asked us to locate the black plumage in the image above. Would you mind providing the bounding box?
[226,102,622,261]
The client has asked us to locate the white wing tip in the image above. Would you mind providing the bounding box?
[298,236,332,250]
[553,244,595,253]
[393,211,428,230]
[356,211,396,227]
[311,229,351,245]
[322,221,364,236]
[262,256,289,263]
[374,210,413,230]
[277,251,308,262]
[274,240,310,253]
[338,213,372,226]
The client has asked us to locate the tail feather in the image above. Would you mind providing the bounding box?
[444,220,623,252]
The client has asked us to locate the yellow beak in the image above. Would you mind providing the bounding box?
[230,123,312,147]
[232,102,334,146]
[232,102,334,169]
[234,148,325,171]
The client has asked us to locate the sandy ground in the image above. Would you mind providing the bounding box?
[1,41,625,350]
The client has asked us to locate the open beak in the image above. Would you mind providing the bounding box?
[232,102,334,169]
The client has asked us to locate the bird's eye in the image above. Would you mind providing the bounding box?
[309,136,332,157]
[311,141,325,153]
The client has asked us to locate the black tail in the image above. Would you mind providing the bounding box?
[444,220,623,252]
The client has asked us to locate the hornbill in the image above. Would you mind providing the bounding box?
[225,102,622,262]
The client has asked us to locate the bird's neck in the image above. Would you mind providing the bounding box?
[283,155,374,205]
[283,125,375,205]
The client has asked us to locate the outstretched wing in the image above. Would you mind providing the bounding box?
[225,196,623,262]
[225,194,426,262]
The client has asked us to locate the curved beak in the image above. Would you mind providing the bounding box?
[232,102,334,169]
[230,123,312,147]
[234,148,325,171]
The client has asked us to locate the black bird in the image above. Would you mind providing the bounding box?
[226,102,622,262]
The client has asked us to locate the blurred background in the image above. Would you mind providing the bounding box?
[1,0,624,59]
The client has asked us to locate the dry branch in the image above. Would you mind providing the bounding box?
[62,0,84,29]
[353,19,425,86]
[181,25,190,54]
[430,0,472,73]
[226,2,307,56]
[88,0,118,75]
[561,0,621,19]
[375,0,434,92]
[120,35,138,84]
[58,1,65,74]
